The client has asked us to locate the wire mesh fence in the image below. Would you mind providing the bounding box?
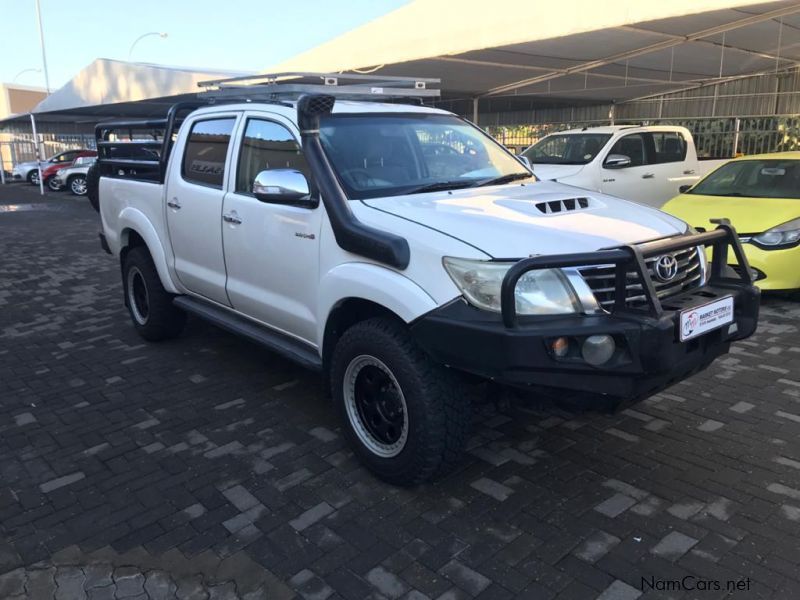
[485,116,800,157]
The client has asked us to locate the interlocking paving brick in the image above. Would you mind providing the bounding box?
[594,494,637,518]
[470,478,513,501]
[439,560,491,596]
[730,401,755,413]
[697,419,725,432]
[2,188,800,600]
[650,531,698,561]
[573,531,620,563]
[40,472,85,493]
[597,579,642,600]
[290,502,335,532]
[365,566,409,599]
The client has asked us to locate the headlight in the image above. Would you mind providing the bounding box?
[751,217,800,249]
[442,257,581,315]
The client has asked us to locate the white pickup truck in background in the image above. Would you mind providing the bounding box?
[521,125,730,207]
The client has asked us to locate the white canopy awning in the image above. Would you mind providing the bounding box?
[266,0,800,103]
[2,59,249,124]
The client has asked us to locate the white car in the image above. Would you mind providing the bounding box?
[52,156,97,195]
[521,126,729,207]
[96,76,759,485]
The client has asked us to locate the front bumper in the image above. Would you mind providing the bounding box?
[412,225,760,408]
[728,243,800,291]
[412,283,758,404]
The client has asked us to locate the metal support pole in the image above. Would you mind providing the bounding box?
[34,0,51,93]
[472,97,479,125]
[0,146,6,185]
[732,117,741,156]
[30,114,45,195]
[608,102,615,125]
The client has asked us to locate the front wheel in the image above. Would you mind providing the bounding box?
[68,175,88,196]
[331,318,471,486]
[122,247,186,341]
[46,176,61,191]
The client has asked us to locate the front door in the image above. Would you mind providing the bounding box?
[166,114,239,305]
[221,112,322,344]
[600,132,660,207]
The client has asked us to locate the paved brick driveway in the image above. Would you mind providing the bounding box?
[1,183,799,599]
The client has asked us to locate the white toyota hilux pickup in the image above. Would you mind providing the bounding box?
[95,74,759,485]
[521,125,730,208]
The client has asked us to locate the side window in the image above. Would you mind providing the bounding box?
[605,133,648,167]
[652,132,687,164]
[235,118,309,195]
[182,118,236,189]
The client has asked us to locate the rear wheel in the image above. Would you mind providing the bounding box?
[331,317,471,485]
[27,170,39,185]
[68,175,88,196]
[86,164,100,212]
[122,246,186,341]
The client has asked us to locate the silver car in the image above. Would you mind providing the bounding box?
[11,149,91,185]
[52,156,96,195]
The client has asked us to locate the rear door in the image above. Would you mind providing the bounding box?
[166,113,239,305]
[599,132,660,206]
[649,130,694,203]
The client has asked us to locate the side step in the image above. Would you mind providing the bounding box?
[173,296,322,371]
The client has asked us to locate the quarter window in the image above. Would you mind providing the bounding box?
[652,132,687,164]
[182,118,236,189]
[236,119,309,195]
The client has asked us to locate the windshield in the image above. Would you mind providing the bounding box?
[318,113,533,200]
[689,159,800,199]
[522,133,611,165]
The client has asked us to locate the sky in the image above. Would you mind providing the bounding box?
[1,0,409,89]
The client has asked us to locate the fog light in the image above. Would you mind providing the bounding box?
[581,335,615,366]
[551,336,570,358]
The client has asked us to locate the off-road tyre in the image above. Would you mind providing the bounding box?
[86,163,100,212]
[331,317,471,486]
[122,246,186,341]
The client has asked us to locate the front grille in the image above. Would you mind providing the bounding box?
[579,247,704,310]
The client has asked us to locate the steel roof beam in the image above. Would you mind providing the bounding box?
[482,4,800,97]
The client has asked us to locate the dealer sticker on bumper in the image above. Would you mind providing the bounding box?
[679,296,734,342]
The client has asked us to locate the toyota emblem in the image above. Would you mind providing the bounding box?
[654,254,679,282]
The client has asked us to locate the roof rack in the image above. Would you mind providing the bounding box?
[196,72,441,101]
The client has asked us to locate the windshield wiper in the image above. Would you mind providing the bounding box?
[405,180,477,195]
[473,172,533,188]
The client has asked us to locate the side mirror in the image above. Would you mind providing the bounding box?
[678,184,693,194]
[604,154,631,169]
[517,155,532,170]
[253,169,311,204]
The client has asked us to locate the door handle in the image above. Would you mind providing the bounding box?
[222,211,242,225]
[683,169,695,175]
[641,173,655,179]
[167,198,181,209]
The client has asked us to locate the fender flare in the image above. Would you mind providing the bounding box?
[316,262,441,350]
[118,207,179,294]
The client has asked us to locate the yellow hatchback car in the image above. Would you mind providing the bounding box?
[662,152,800,291]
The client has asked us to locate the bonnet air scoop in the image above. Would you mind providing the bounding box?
[297,94,410,270]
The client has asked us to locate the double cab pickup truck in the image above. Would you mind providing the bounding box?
[521,125,729,208]
[95,74,759,485]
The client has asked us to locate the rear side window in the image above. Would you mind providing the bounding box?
[606,133,648,167]
[235,119,309,194]
[652,131,687,164]
[182,118,236,188]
